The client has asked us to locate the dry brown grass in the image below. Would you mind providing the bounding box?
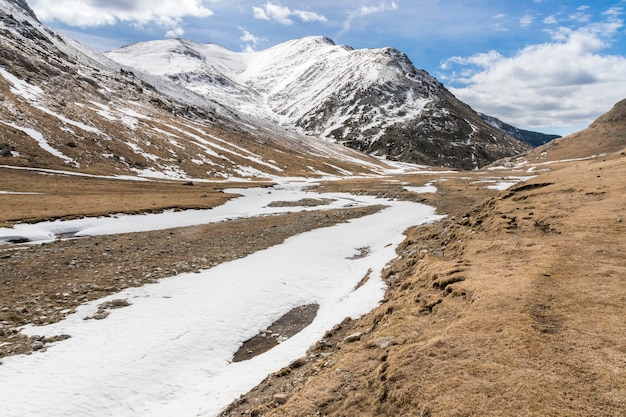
[2,151,625,417]
[223,153,626,417]
[0,167,265,227]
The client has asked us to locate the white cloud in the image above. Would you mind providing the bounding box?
[293,10,328,23]
[543,15,558,25]
[165,27,185,38]
[262,2,293,25]
[252,2,327,26]
[441,50,503,72]
[604,6,623,19]
[570,5,591,23]
[29,0,213,38]
[520,14,534,28]
[342,1,398,33]
[252,6,269,21]
[442,15,626,132]
[239,27,266,52]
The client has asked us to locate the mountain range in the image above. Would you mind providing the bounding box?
[106,37,531,170]
[0,0,551,175]
[0,0,395,180]
[479,113,560,147]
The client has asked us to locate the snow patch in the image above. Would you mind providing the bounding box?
[0,66,43,101]
[0,121,77,165]
[405,183,437,194]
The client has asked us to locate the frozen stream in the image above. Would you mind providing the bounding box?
[0,181,444,417]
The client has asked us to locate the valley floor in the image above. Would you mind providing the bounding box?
[221,153,626,417]
[0,154,625,416]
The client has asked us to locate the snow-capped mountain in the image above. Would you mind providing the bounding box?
[107,37,529,169]
[0,0,392,179]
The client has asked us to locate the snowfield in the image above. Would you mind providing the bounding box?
[0,181,444,417]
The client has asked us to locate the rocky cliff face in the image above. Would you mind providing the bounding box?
[107,37,530,169]
[4,0,36,19]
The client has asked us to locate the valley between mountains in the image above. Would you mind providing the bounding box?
[1,152,625,417]
[0,0,625,416]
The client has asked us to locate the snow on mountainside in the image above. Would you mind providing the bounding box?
[107,37,529,169]
[0,0,392,179]
[479,113,560,147]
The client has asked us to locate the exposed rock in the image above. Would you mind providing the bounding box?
[0,144,15,157]
[374,336,394,349]
[344,332,362,343]
[273,393,289,404]
[90,310,110,320]
[99,299,131,309]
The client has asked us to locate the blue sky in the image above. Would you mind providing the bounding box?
[28,0,626,136]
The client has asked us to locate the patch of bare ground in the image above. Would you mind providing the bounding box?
[219,153,626,417]
[233,304,320,362]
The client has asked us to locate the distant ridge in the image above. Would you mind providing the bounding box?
[480,113,561,147]
[0,0,391,179]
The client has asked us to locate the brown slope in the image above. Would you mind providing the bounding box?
[221,152,626,417]
[523,98,626,163]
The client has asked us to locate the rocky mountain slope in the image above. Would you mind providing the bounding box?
[0,0,391,180]
[480,113,560,147]
[106,37,530,169]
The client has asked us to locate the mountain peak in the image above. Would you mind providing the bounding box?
[106,36,528,169]
[293,35,336,45]
[314,35,336,45]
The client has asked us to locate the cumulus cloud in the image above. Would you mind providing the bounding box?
[441,13,626,132]
[165,27,185,39]
[29,0,213,37]
[252,2,327,26]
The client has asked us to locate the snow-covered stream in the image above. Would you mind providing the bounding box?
[0,181,373,244]
[0,181,443,417]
